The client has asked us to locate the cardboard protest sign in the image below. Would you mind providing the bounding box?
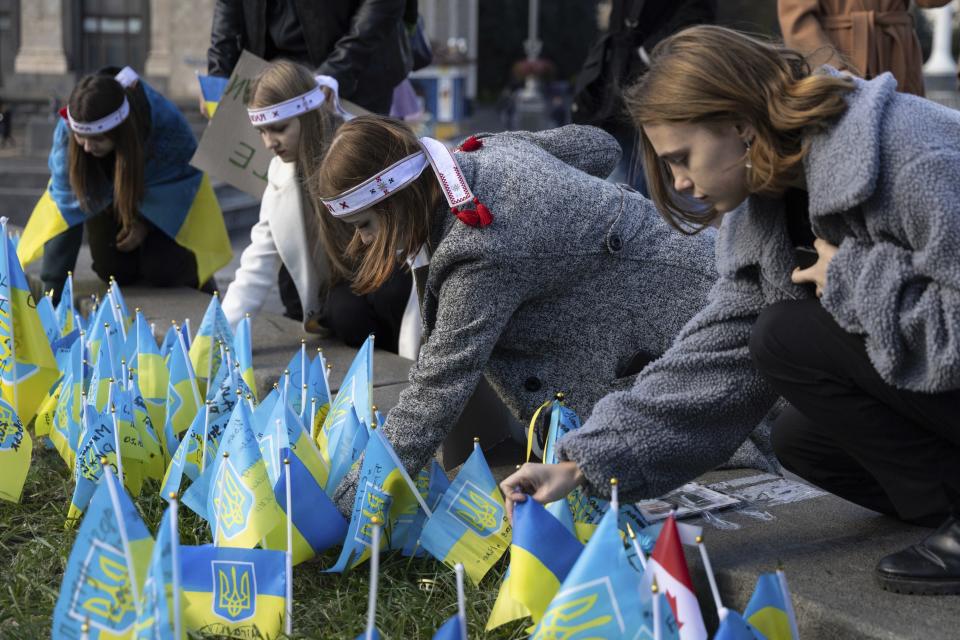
[191,51,367,201]
[191,51,272,200]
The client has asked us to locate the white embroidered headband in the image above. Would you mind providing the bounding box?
[247,75,353,126]
[66,66,139,135]
[321,135,493,228]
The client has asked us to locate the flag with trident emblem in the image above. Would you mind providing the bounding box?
[420,443,512,585]
[532,505,679,640]
[53,467,154,640]
[180,544,286,638]
[327,427,418,573]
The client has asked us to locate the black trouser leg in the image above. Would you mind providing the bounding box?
[136,220,200,289]
[750,299,960,526]
[85,211,141,285]
[771,404,904,520]
[40,223,84,304]
[277,264,303,322]
[321,268,412,354]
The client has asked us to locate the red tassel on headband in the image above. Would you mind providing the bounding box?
[58,106,69,121]
[459,135,483,152]
[452,197,493,228]
[450,136,492,227]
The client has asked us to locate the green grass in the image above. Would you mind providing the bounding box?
[0,447,530,639]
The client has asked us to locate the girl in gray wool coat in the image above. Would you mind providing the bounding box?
[504,25,960,595]
[310,116,774,525]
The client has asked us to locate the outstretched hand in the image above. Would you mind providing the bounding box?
[499,461,584,522]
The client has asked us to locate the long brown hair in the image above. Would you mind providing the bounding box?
[248,60,346,280]
[67,73,149,231]
[624,25,854,233]
[313,115,438,295]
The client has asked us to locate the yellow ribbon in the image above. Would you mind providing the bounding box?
[525,398,554,463]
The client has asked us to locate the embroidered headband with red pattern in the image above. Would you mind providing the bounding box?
[64,66,139,135]
[320,135,492,227]
[247,75,353,126]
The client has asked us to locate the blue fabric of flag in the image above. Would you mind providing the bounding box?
[432,614,464,640]
[54,470,154,640]
[134,504,178,639]
[532,507,670,639]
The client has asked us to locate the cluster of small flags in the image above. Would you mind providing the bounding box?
[0,213,803,638]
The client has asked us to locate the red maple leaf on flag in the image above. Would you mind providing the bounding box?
[665,590,684,630]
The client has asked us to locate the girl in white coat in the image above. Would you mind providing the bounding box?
[221,60,414,352]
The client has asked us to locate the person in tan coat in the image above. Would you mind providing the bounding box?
[778,0,952,96]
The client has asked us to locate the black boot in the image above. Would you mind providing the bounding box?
[876,516,960,594]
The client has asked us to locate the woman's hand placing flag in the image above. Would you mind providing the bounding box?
[499,461,585,522]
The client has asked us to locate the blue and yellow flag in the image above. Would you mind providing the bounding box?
[0,397,31,503]
[507,498,583,624]
[53,467,154,639]
[317,336,373,457]
[85,345,116,413]
[715,610,761,640]
[55,271,77,336]
[745,573,795,640]
[131,312,169,443]
[400,460,450,556]
[85,300,123,376]
[134,502,181,640]
[108,281,131,324]
[162,328,201,459]
[70,397,148,523]
[0,219,58,424]
[306,348,331,436]
[160,363,238,499]
[433,615,465,640]
[324,398,369,497]
[233,314,256,402]
[128,374,166,481]
[260,399,346,565]
[159,322,179,360]
[45,338,85,468]
[36,291,60,347]
[198,74,229,117]
[188,294,234,396]
[18,81,232,286]
[201,399,282,547]
[180,544,286,639]
[532,506,676,639]
[420,444,511,585]
[328,428,418,572]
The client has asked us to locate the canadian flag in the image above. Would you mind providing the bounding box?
[649,515,707,640]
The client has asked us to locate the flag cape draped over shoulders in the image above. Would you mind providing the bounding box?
[18,79,231,285]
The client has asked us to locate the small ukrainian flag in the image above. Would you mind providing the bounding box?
[419,443,512,585]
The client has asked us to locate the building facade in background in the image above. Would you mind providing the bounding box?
[1,0,215,103]
[0,0,479,105]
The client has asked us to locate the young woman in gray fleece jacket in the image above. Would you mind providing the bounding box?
[503,25,960,595]
[310,115,778,529]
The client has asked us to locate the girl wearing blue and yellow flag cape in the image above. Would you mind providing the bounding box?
[220,60,415,354]
[313,116,776,515]
[19,66,231,303]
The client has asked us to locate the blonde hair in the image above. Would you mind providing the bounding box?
[625,25,855,233]
[248,60,346,278]
[313,115,438,295]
